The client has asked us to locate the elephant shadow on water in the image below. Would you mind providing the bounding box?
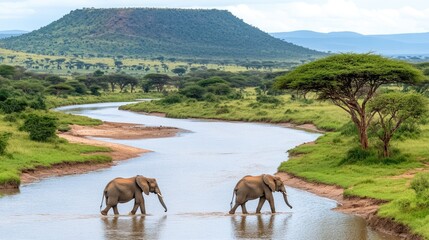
[102,216,167,240]
[231,214,290,239]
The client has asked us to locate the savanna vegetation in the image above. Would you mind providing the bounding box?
[122,53,429,238]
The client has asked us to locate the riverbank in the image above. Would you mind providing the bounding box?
[17,122,180,186]
[277,172,422,239]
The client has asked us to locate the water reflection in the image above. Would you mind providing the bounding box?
[231,214,289,239]
[102,216,167,240]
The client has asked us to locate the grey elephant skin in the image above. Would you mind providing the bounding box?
[100,175,167,215]
[229,174,292,214]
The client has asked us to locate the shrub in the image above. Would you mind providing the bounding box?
[216,106,230,114]
[339,146,406,165]
[256,95,281,104]
[0,98,28,113]
[0,132,11,155]
[57,124,71,132]
[160,93,184,104]
[21,114,57,141]
[179,85,206,100]
[411,174,429,197]
[3,114,17,122]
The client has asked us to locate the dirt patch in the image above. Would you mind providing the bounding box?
[17,122,181,186]
[277,172,423,239]
[66,121,179,139]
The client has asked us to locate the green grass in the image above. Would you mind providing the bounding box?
[0,118,111,187]
[122,91,429,239]
[121,93,349,131]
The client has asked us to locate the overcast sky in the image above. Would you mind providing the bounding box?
[1,0,429,34]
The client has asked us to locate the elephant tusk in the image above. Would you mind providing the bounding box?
[157,193,163,198]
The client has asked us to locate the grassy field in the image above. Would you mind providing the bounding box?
[0,111,110,187]
[0,47,284,76]
[122,91,429,238]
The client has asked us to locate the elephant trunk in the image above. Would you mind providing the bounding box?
[157,193,168,212]
[282,191,293,209]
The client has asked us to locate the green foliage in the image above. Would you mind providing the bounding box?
[0,132,11,155]
[256,95,282,104]
[339,146,407,165]
[21,114,58,141]
[369,92,427,156]
[411,174,429,199]
[179,85,206,100]
[0,98,28,113]
[0,8,322,60]
[0,65,15,78]
[160,93,184,104]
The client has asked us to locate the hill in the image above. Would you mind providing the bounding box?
[271,30,429,56]
[0,8,322,60]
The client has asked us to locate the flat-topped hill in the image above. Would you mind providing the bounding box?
[0,8,323,60]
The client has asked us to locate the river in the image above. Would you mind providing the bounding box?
[0,102,398,240]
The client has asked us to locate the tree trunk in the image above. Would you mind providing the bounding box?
[359,126,369,149]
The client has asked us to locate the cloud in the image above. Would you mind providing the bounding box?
[225,0,429,34]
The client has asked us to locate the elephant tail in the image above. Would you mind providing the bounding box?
[230,189,236,210]
[100,191,106,211]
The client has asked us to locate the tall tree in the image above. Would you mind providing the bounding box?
[276,53,424,149]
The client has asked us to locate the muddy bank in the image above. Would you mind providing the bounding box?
[18,122,181,186]
[277,172,422,240]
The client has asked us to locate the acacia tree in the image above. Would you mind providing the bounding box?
[276,53,424,149]
[144,73,171,92]
[368,93,427,157]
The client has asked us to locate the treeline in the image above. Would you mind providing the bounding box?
[0,8,322,60]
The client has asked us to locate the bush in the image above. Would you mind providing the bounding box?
[3,114,17,122]
[160,93,184,104]
[0,98,28,113]
[216,106,230,114]
[21,114,57,141]
[411,174,429,197]
[0,132,12,155]
[256,95,281,104]
[339,146,406,165]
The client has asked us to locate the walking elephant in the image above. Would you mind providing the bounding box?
[100,175,167,215]
[229,174,292,214]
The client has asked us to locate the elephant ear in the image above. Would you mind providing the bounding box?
[263,174,276,192]
[136,176,150,195]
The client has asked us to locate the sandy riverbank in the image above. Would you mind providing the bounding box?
[20,122,180,185]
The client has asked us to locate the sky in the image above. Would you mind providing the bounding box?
[1,0,429,34]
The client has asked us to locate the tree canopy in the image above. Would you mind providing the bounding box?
[276,53,425,149]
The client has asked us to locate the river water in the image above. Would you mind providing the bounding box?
[0,102,398,240]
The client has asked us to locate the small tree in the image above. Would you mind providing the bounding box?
[276,53,425,149]
[22,114,57,141]
[369,93,427,157]
[172,67,186,76]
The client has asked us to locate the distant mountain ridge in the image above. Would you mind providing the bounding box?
[0,8,322,60]
[271,30,429,55]
[0,30,28,39]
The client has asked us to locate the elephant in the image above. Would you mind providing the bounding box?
[100,175,167,215]
[229,174,292,214]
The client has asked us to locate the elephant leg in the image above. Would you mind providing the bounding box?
[130,202,139,215]
[256,197,266,213]
[267,197,276,213]
[241,203,248,214]
[101,205,111,215]
[113,205,119,215]
[139,198,146,215]
[229,203,240,214]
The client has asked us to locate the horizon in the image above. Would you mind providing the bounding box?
[1,1,429,34]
